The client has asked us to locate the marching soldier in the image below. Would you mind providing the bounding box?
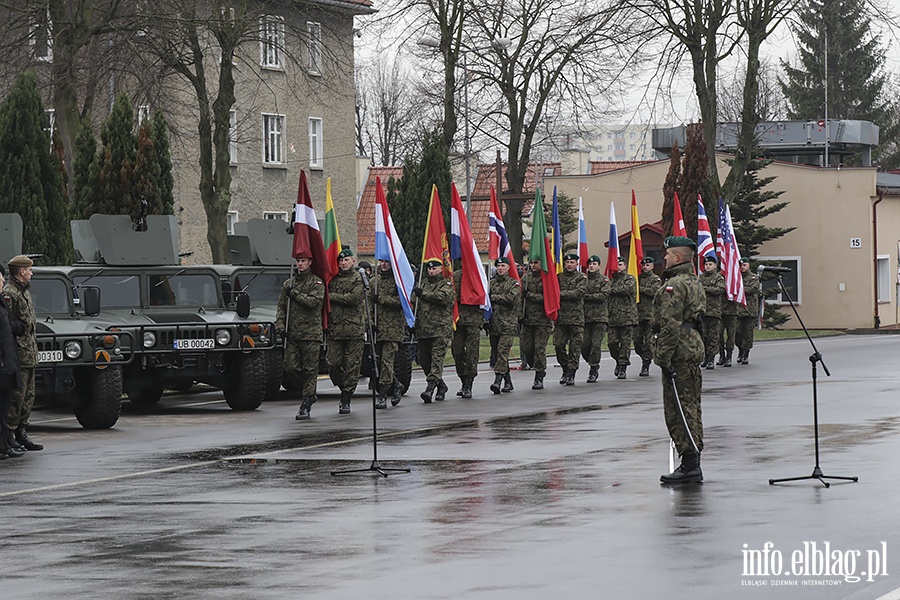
[719,295,738,368]
[555,253,586,385]
[581,255,610,383]
[3,255,40,451]
[371,259,405,408]
[414,259,454,403]
[452,267,484,399]
[653,236,706,484]
[608,256,637,379]
[735,258,760,364]
[699,256,725,369]
[488,257,520,394]
[635,256,662,377]
[521,259,553,390]
[276,255,325,420]
[327,247,365,414]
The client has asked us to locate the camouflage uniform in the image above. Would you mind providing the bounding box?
[607,270,637,373]
[371,267,406,399]
[699,269,726,365]
[634,269,662,372]
[275,270,325,407]
[581,270,610,373]
[2,277,36,430]
[652,260,706,457]
[327,268,365,396]
[736,269,760,362]
[554,269,586,380]
[719,299,738,365]
[521,269,553,385]
[489,271,521,376]
[451,270,484,396]
[415,272,454,393]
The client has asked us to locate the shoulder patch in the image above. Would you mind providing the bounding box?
[513,281,520,287]
[1,293,11,302]
[665,286,674,292]
[315,280,323,285]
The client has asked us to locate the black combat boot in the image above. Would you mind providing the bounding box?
[705,356,715,370]
[490,373,503,395]
[617,365,627,380]
[295,397,314,420]
[4,428,24,453]
[743,349,750,365]
[716,353,725,366]
[456,381,465,397]
[502,374,514,393]
[587,365,599,383]
[660,452,703,484]
[700,356,708,368]
[435,379,449,402]
[565,370,575,386]
[559,370,568,385]
[420,381,436,404]
[639,359,651,377]
[15,426,42,451]
[339,392,352,414]
[461,379,473,399]
[722,352,733,367]
[390,381,403,407]
[532,371,545,390]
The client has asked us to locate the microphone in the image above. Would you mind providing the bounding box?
[757,265,792,273]
[358,267,370,288]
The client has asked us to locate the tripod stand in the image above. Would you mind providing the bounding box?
[332,268,410,478]
[767,271,857,488]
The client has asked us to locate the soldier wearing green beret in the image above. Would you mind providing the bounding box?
[581,255,610,383]
[371,259,406,408]
[554,253,585,385]
[451,263,485,399]
[326,247,365,414]
[699,255,726,369]
[521,259,553,390]
[635,256,662,377]
[735,258,760,364]
[488,257,520,394]
[652,236,706,484]
[608,256,637,379]
[414,259,454,403]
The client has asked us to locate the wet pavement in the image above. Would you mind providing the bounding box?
[2,334,900,599]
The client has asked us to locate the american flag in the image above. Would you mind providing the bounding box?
[716,197,746,306]
[697,195,715,258]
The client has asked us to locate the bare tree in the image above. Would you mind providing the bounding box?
[356,56,417,165]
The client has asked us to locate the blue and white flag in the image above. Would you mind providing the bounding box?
[374,176,416,327]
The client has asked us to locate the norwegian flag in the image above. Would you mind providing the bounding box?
[697,195,715,258]
[716,197,746,306]
[488,186,520,281]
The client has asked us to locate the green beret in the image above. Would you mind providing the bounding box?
[424,259,442,269]
[495,257,511,266]
[337,247,354,260]
[588,255,602,264]
[664,236,696,250]
[641,257,655,264]
[616,256,626,263]
[739,257,750,264]
[563,253,579,261]
[8,255,33,268]
[703,255,718,264]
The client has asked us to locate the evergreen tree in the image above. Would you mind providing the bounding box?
[150,110,175,216]
[0,72,71,264]
[556,191,578,252]
[727,155,794,259]
[780,0,900,168]
[132,122,160,231]
[679,123,709,241]
[72,117,98,220]
[661,141,681,236]
[94,94,137,220]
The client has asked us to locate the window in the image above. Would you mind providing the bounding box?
[31,9,52,62]
[307,21,322,75]
[629,144,635,151]
[607,144,613,151]
[877,255,891,303]
[260,15,284,69]
[264,211,288,221]
[227,211,239,234]
[308,117,323,168]
[138,105,150,126]
[229,110,237,164]
[629,132,636,139]
[263,114,284,164]
[759,257,801,304]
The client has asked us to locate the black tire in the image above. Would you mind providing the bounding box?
[74,366,123,430]
[223,351,267,411]
[395,342,414,394]
[127,378,165,405]
[263,349,283,401]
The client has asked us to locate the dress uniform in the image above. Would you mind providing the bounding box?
[414,259,454,403]
[371,260,406,408]
[521,260,553,390]
[735,258,760,364]
[488,258,520,394]
[554,253,586,385]
[581,255,610,383]
[327,248,365,414]
[3,255,40,451]
[635,256,662,377]
[699,256,725,369]
[608,256,638,379]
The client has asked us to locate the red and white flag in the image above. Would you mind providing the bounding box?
[292,169,332,324]
[716,197,745,306]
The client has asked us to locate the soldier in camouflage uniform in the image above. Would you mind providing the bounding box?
[451,267,485,399]
[521,259,553,390]
[488,257,520,394]
[276,255,325,420]
[608,256,638,379]
[371,259,406,408]
[581,255,610,383]
[327,248,365,414]
[652,236,706,484]
[554,253,586,386]
[735,258,760,365]
[635,256,662,377]
[699,256,725,369]
[719,295,738,367]
[3,255,41,451]
[414,259,454,403]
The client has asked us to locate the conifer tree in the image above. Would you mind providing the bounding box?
[93,94,137,220]
[679,123,709,241]
[661,141,681,236]
[132,122,160,231]
[727,155,794,258]
[150,110,175,216]
[72,118,98,220]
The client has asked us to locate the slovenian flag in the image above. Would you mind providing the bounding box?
[450,183,492,320]
[374,177,416,327]
[605,201,619,278]
[489,186,520,281]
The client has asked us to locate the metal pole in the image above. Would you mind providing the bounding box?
[463,50,471,216]
[824,27,829,167]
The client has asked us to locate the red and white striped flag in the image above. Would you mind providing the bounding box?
[716,197,745,305]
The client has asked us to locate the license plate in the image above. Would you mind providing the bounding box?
[39,350,64,363]
[173,338,215,350]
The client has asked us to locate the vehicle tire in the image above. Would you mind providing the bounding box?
[263,349,283,401]
[395,342,414,394]
[74,366,123,430]
[223,351,266,411]
[127,378,165,405]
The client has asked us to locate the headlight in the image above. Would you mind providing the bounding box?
[215,329,232,346]
[65,340,82,359]
[143,332,157,348]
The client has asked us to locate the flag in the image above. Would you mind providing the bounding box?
[528,189,561,321]
[717,197,746,306]
[673,192,687,236]
[551,186,563,274]
[577,197,588,272]
[627,190,643,303]
[605,201,619,278]
[292,169,331,326]
[374,177,416,328]
[697,195,715,259]
[323,177,341,283]
[422,184,453,278]
[488,186,520,281]
[450,183,492,320]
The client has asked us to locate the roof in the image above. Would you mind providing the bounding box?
[471,162,562,216]
[589,160,658,174]
[310,0,376,15]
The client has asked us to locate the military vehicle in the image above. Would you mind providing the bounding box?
[68,215,277,411]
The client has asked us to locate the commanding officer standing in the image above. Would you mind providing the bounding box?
[555,253,586,386]
[327,248,365,414]
[735,258,761,365]
[699,256,726,369]
[276,255,325,420]
[488,257,520,394]
[521,259,553,390]
[414,259,454,403]
[581,255,610,383]
[635,256,662,377]
[3,255,40,451]
[451,267,484,399]
[608,256,638,379]
[653,236,706,484]
[371,259,405,408]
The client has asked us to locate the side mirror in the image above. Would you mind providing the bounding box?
[221,280,233,305]
[236,292,250,319]
[82,286,101,317]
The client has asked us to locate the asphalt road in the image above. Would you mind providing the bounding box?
[3,334,900,599]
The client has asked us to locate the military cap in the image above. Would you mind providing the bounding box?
[617,256,626,263]
[337,247,354,260]
[641,257,655,264]
[663,236,697,250]
[495,257,511,266]
[358,260,372,269]
[563,252,579,261]
[424,259,442,269]
[8,255,33,268]
[588,255,602,264]
[739,257,750,264]
[703,255,718,264]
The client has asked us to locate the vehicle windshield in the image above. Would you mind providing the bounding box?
[72,274,141,308]
[30,278,72,315]
[148,273,220,307]
[233,272,287,304]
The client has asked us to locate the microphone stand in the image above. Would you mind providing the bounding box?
[767,271,857,488]
[332,268,410,478]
